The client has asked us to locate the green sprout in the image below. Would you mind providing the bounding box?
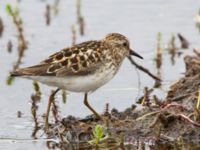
[6,4,18,17]
[6,4,13,16]
[88,124,106,146]
[194,91,200,121]
[88,124,122,149]
[197,91,200,109]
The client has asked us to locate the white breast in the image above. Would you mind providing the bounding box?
[25,66,117,93]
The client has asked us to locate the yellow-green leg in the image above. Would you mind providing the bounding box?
[45,88,60,131]
[84,93,102,120]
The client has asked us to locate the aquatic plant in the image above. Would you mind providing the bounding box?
[0,17,4,38]
[155,32,162,69]
[154,32,162,87]
[45,4,51,26]
[76,0,85,36]
[71,25,76,45]
[61,90,67,104]
[6,3,28,85]
[168,33,176,65]
[31,82,41,138]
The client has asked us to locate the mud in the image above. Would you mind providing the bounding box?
[42,51,200,150]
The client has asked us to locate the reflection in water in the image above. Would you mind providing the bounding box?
[7,40,13,53]
[45,139,200,150]
[154,32,162,88]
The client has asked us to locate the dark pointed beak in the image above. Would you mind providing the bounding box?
[129,49,143,59]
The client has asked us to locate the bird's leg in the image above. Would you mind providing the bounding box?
[84,93,102,120]
[45,88,60,131]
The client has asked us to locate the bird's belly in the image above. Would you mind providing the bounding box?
[27,68,116,92]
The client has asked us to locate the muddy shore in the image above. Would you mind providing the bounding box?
[41,51,200,150]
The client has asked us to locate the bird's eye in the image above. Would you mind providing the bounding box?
[123,42,127,47]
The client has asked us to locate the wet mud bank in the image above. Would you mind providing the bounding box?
[44,51,200,150]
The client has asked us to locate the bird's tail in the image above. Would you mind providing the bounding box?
[10,64,50,77]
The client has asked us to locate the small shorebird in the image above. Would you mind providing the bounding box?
[11,33,143,130]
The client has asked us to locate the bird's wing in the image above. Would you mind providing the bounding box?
[11,41,106,77]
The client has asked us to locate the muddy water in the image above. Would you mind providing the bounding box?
[0,0,200,149]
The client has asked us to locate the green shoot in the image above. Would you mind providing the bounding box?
[197,91,200,109]
[6,4,13,16]
[88,124,106,146]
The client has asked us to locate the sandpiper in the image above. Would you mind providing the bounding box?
[11,33,143,129]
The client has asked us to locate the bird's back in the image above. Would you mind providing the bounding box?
[11,40,118,92]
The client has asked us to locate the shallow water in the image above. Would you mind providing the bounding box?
[0,0,200,149]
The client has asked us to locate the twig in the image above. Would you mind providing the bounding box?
[136,111,160,121]
[177,113,200,127]
[128,56,161,81]
[162,103,187,111]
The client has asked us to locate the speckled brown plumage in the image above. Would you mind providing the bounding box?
[10,33,143,126]
[11,33,143,90]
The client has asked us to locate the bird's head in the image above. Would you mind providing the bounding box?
[103,33,143,59]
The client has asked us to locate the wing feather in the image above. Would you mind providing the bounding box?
[11,40,106,77]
